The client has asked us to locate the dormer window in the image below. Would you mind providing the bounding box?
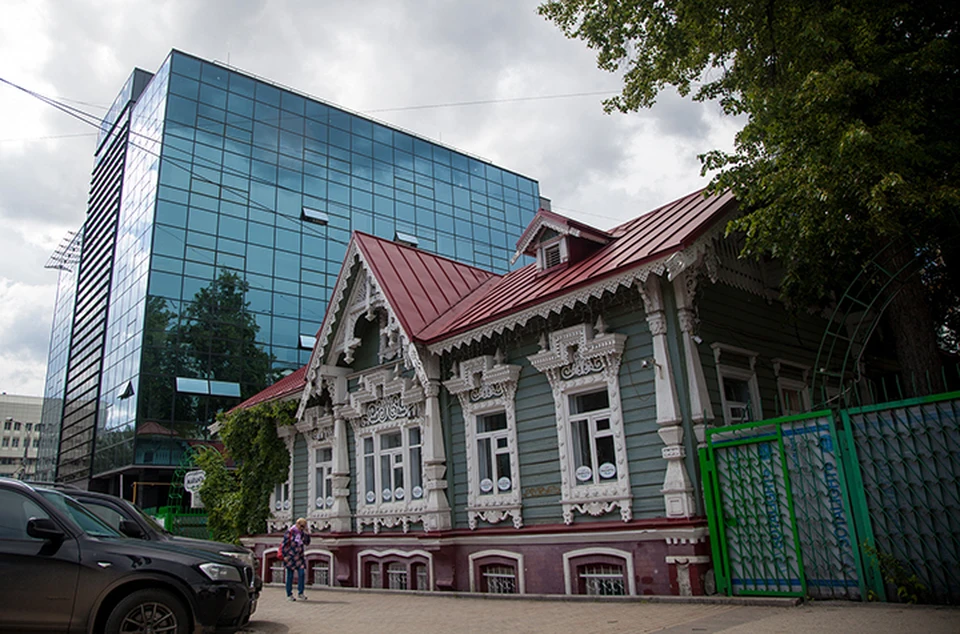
[544,244,561,268]
[514,208,612,272]
[538,237,567,272]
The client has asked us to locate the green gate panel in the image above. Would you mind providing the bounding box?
[842,393,960,604]
[704,412,865,599]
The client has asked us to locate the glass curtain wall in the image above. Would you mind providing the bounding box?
[87,50,538,477]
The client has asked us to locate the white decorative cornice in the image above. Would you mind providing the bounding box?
[430,208,746,356]
[528,319,626,380]
[338,367,425,428]
[430,259,664,356]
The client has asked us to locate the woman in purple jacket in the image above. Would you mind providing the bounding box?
[281,517,310,600]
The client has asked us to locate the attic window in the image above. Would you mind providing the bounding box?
[538,238,567,272]
[544,244,562,268]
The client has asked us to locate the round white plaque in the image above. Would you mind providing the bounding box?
[575,465,593,482]
[366,490,376,503]
[316,497,324,509]
[382,488,392,501]
[497,477,512,491]
[394,487,405,500]
[412,486,423,499]
[479,478,494,493]
[598,462,617,479]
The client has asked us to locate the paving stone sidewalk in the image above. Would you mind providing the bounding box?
[241,586,960,634]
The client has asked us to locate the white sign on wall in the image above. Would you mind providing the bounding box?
[184,470,206,509]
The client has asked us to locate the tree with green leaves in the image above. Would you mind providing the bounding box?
[197,400,295,541]
[539,0,960,389]
[178,270,274,395]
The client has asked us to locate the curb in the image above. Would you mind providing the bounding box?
[257,584,802,607]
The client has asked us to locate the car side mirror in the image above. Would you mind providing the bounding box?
[26,517,65,542]
[119,519,145,539]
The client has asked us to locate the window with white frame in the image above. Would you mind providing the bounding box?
[481,564,518,594]
[579,564,626,595]
[272,481,291,514]
[528,322,631,524]
[569,389,618,486]
[476,411,512,495]
[362,426,423,506]
[712,343,762,426]
[314,447,334,510]
[311,560,330,586]
[444,354,523,529]
[563,547,636,595]
[538,236,567,272]
[773,359,811,416]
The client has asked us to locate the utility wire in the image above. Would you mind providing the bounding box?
[364,91,616,114]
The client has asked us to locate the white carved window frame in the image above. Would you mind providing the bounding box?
[773,358,811,416]
[267,426,296,532]
[468,549,526,594]
[528,322,631,525]
[712,343,762,425]
[344,368,428,533]
[305,413,337,530]
[444,354,523,530]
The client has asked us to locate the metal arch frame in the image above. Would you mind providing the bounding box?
[811,240,924,409]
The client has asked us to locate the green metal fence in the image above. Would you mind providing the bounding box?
[702,411,865,599]
[702,391,960,603]
[840,392,960,603]
[155,506,211,540]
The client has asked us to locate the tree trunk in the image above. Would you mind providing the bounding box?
[883,248,945,397]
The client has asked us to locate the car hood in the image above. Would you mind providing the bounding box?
[168,535,249,556]
[95,535,242,566]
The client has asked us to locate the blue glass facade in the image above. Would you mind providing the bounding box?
[47,50,539,491]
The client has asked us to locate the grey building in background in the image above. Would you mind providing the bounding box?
[0,394,44,479]
[39,50,540,505]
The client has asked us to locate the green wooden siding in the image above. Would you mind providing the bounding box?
[444,288,668,528]
[697,283,828,424]
[606,298,664,519]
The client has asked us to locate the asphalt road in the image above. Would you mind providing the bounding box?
[240,586,960,633]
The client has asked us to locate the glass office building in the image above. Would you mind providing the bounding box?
[42,50,539,500]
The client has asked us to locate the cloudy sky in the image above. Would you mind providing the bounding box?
[0,0,740,396]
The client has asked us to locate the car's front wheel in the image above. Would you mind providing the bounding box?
[104,588,190,634]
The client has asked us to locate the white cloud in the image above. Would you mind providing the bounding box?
[0,0,743,395]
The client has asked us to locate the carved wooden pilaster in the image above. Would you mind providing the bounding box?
[673,271,714,451]
[640,276,695,518]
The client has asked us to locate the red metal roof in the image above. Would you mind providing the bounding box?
[230,365,307,412]
[419,188,736,343]
[354,232,498,338]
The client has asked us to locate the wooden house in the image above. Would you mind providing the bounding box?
[239,188,829,596]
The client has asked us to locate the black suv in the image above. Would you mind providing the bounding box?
[0,479,255,633]
[37,483,262,602]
